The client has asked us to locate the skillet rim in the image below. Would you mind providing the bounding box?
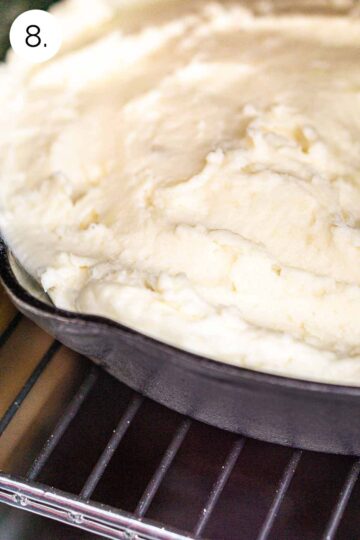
[1,236,360,398]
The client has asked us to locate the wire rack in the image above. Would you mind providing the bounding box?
[1,300,360,539]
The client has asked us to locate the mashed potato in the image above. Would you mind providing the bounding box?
[1,0,360,384]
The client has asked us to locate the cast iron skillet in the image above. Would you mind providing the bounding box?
[1,237,360,456]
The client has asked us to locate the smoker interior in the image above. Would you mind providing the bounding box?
[0,290,360,540]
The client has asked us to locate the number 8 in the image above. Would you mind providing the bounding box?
[26,25,41,48]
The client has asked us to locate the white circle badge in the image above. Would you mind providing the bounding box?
[10,9,62,64]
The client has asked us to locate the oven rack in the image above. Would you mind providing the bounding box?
[0,311,360,540]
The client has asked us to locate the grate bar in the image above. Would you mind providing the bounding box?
[0,340,60,436]
[257,450,302,540]
[80,393,144,500]
[193,437,245,538]
[0,474,193,540]
[322,458,360,540]
[27,366,99,481]
[0,313,22,349]
[135,418,192,518]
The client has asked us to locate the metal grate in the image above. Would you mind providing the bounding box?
[0,309,360,539]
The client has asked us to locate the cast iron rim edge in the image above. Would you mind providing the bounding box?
[1,237,360,398]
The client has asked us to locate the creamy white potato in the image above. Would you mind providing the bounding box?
[1,0,360,384]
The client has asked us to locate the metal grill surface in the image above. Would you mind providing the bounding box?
[0,290,359,540]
